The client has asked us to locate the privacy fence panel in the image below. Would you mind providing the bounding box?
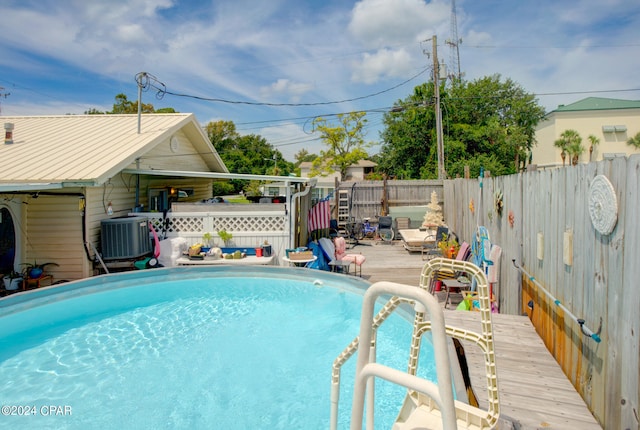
[442,155,640,429]
[337,180,442,222]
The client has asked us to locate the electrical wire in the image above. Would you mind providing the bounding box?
[136,68,429,107]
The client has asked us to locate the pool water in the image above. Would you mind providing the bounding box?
[0,267,437,429]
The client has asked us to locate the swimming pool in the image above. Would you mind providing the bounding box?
[0,266,437,429]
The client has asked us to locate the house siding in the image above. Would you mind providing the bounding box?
[127,130,210,172]
[24,194,87,281]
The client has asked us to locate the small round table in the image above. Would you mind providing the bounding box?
[282,255,317,267]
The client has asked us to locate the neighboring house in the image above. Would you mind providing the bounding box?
[299,159,377,200]
[533,97,640,169]
[0,114,228,282]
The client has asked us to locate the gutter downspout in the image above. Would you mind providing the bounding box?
[290,180,314,249]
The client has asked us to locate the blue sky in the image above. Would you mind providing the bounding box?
[1,0,639,161]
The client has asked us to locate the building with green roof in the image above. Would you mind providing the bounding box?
[532,97,640,169]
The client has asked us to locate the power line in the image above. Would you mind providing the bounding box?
[142,68,429,107]
[465,43,640,49]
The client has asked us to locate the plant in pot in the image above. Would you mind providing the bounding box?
[21,261,59,280]
[217,229,233,247]
[3,270,23,291]
[437,233,459,259]
[201,232,214,253]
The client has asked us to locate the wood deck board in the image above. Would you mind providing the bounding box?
[353,239,602,429]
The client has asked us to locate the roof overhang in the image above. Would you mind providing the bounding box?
[122,168,315,184]
[0,182,65,192]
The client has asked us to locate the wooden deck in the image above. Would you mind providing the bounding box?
[347,238,602,429]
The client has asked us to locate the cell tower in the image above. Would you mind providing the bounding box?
[445,0,462,83]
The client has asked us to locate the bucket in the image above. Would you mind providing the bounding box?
[256,247,263,257]
[435,281,442,292]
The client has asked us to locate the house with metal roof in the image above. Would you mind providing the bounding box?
[532,97,640,169]
[0,113,230,283]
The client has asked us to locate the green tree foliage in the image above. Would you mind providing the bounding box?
[85,93,176,114]
[294,149,317,165]
[554,129,583,166]
[311,112,370,181]
[111,93,155,113]
[378,75,545,179]
[204,120,293,193]
[627,131,640,149]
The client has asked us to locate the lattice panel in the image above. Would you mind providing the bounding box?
[213,216,285,232]
[141,214,285,233]
[162,216,204,233]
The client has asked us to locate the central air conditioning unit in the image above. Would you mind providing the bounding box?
[100,216,152,260]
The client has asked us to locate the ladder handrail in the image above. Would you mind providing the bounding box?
[330,258,501,430]
[349,281,457,430]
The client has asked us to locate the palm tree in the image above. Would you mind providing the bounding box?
[588,134,600,162]
[554,129,582,166]
[568,137,585,165]
[554,137,568,166]
[627,132,640,149]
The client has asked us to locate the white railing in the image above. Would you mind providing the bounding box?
[135,209,290,265]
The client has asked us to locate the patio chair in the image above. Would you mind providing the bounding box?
[318,237,366,276]
[377,216,394,241]
[421,226,448,260]
[435,241,474,308]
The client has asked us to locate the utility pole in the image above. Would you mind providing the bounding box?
[432,36,446,179]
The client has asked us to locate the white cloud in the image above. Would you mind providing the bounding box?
[260,79,314,102]
[351,48,415,84]
[346,0,449,85]
[348,0,449,49]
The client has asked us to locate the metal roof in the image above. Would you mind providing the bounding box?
[553,97,640,112]
[0,114,227,191]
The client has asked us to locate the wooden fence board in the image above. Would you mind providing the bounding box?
[620,155,640,428]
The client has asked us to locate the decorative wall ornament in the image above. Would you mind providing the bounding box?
[469,198,475,214]
[588,175,617,235]
[494,190,504,217]
[508,210,515,228]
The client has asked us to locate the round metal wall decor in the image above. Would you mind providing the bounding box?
[588,175,617,235]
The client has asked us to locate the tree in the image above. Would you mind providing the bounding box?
[294,149,317,165]
[311,112,370,181]
[86,93,175,114]
[554,136,568,166]
[588,134,600,161]
[111,93,155,114]
[204,120,294,193]
[627,131,640,149]
[555,129,583,166]
[377,75,545,179]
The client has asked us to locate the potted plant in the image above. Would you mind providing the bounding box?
[217,229,233,247]
[3,270,23,291]
[437,233,459,259]
[21,261,59,279]
[201,232,213,252]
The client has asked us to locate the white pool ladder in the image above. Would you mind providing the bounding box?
[330,258,500,430]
